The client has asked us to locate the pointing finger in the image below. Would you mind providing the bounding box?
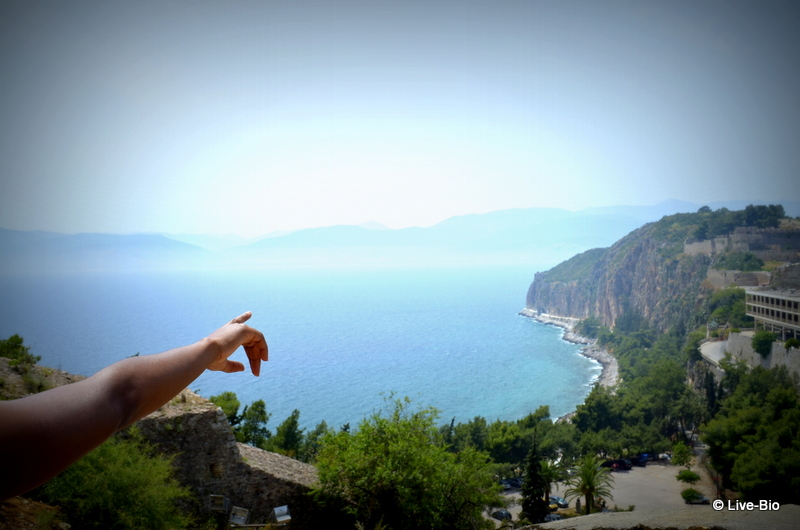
[230,312,252,324]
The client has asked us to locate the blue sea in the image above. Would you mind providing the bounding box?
[0,266,599,430]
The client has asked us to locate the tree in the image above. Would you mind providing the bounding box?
[301,420,330,463]
[520,438,550,524]
[694,219,709,240]
[312,397,501,530]
[35,427,191,529]
[702,366,800,503]
[209,391,241,427]
[575,317,603,339]
[539,459,567,505]
[752,330,777,357]
[564,455,614,515]
[238,399,271,447]
[671,441,693,470]
[0,334,41,367]
[265,409,304,457]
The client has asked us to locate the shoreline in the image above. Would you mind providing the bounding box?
[518,307,619,392]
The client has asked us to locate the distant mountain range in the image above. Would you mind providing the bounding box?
[1,199,797,273]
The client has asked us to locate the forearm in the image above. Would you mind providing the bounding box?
[103,337,221,428]
[0,312,266,500]
[0,338,219,499]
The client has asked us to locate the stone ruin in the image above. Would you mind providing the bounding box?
[134,389,334,529]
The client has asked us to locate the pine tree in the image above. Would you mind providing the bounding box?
[520,436,550,524]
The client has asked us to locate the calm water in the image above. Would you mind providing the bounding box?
[0,266,599,429]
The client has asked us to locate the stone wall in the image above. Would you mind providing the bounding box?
[684,226,800,262]
[705,269,770,289]
[726,332,800,378]
[135,389,333,529]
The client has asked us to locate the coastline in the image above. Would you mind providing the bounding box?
[518,308,619,390]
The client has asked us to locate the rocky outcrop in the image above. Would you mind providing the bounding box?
[526,223,711,331]
[770,263,800,289]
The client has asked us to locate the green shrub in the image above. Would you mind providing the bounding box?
[313,397,502,530]
[680,488,703,502]
[714,252,764,272]
[22,371,51,394]
[575,316,603,339]
[786,338,800,350]
[752,331,777,357]
[676,469,701,485]
[36,427,191,529]
[0,334,41,370]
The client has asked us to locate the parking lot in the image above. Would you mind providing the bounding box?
[494,460,717,525]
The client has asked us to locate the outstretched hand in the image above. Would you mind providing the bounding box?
[205,312,269,376]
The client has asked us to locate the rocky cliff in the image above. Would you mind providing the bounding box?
[526,216,713,332]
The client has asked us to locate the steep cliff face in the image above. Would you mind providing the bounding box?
[526,221,712,332]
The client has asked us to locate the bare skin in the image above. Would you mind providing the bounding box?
[0,311,268,500]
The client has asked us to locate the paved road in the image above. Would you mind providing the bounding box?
[700,339,728,367]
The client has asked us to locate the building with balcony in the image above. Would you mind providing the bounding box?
[745,288,800,340]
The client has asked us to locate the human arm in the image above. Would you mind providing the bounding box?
[0,311,268,500]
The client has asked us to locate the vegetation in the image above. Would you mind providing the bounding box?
[752,330,777,357]
[312,397,502,530]
[519,438,549,524]
[676,470,701,485]
[544,247,607,282]
[680,488,704,503]
[265,408,305,458]
[705,286,752,328]
[574,316,602,339]
[702,365,800,503]
[671,441,693,469]
[209,391,241,426]
[713,252,764,272]
[0,334,41,369]
[34,427,191,530]
[786,338,800,350]
[563,455,614,515]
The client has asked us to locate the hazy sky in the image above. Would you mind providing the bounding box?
[1,1,798,237]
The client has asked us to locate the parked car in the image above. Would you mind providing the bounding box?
[550,495,569,509]
[603,458,632,471]
[613,459,633,470]
[630,455,647,466]
[499,480,511,490]
[491,509,512,521]
[507,477,523,488]
[543,513,562,522]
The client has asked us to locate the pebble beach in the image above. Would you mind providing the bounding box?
[518,308,620,389]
